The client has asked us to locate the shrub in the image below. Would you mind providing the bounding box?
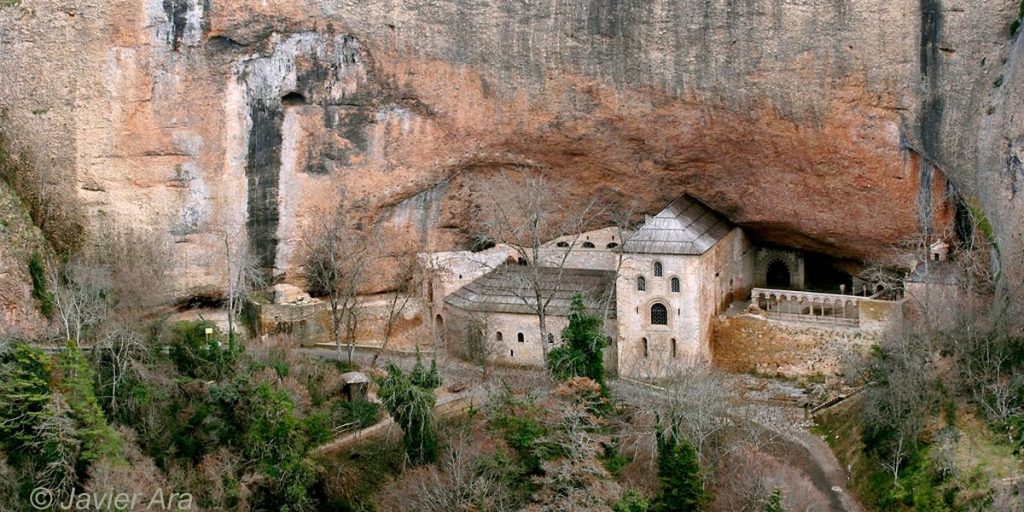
[614,489,650,512]
[601,438,630,476]
[329,399,380,431]
[28,253,53,318]
[762,488,784,512]
[487,390,559,475]
[166,321,239,380]
[1012,0,1024,36]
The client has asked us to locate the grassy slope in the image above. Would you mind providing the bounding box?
[814,396,1023,511]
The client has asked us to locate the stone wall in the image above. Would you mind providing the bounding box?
[444,305,617,369]
[712,314,877,378]
[256,294,428,351]
[857,297,905,336]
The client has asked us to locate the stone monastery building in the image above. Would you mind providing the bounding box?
[435,195,756,379]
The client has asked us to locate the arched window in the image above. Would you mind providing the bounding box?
[582,241,596,248]
[517,257,528,266]
[556,241,570,248]
[496,331,503,341]
[606,242,619,249]
[547,333,555,344]
[654,261,663,277]
[671,338,677,358]
[636,276,646,291]
[517,332,525,343]
[642,338,649,358]
[651,303,668,325]
[671,277,680,293]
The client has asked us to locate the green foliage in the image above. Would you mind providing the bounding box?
[866,445,953,511]
[53,342,122,464]
[28,252,53,318]
[487,389,562,476]
[166,320,239,380]
[614,489,650,512]
[329,399,381,431]
[546,294,608,393]
[762,488,784,512]
[600,438,630,476]
[1012,0,1024,36]
[0,342,52,451]
[410,348,443,390]
[653,425,708,512]
[378,362,439,465]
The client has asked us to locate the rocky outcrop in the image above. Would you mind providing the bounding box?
[0,0,1021,316]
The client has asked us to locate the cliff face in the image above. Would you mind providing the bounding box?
[0,0,1020,309]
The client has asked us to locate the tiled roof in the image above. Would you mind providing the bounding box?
[445,265,616,318]
[620,195,733,255]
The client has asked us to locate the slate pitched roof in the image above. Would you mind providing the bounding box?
[620,195,733,255]
[445,265,616,318]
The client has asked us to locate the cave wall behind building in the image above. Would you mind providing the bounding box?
[0,0,1021,321]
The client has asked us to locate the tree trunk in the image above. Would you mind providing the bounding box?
[538,300,549,362]
[331,296,342,362]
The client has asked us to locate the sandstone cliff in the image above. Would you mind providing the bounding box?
[0,0,1021,317]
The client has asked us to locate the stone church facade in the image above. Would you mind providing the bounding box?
[435,195,757,379]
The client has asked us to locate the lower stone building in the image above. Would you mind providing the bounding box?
[442,265,618,370]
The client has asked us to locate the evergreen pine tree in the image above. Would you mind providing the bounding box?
[53,342,122,464]
[652,424,708,512]
[547,294,608,392]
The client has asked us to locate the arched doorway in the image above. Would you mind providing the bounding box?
[434,315,445,346]
[766,260,792,289]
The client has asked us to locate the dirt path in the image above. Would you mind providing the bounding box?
[312,385,488,456]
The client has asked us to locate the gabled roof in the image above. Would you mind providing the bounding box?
[445,265,616,318]
[620,195,733,255]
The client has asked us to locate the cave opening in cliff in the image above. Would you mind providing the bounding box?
[175,293,225,311]
[803,253,854,293]
[281,91,307,107]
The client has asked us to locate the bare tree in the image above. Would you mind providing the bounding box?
[303,205,375,363]
[95,226,174,316]
[31,394,80,503]
[474,167,604,362]
[372,244,422,368]
[861,332,937,482]
[224,231,266,338]
[48,256,111,344]
[600,199,640,328]
[95,322,146,415]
